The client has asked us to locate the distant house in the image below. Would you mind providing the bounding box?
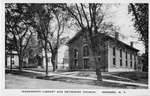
[62,49,69,69]
[25,45,69,69]
[6,50,19,68]
[6,46,69,70]
[5,32,69,69]
[5,42,19,68]
[42,45,69,69]
[67,29,139,72]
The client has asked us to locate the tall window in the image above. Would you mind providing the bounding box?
[83,59,90,69]
[83,45,89,57]
[130,53,132,67]
[83,45,90,69]
[120,49,122,67]
[74,49,78,58]
[113,46,116,66]
[134,55,136,69]
[113,46,116,56]
[98,51,101,62]
[11,60,14,65]
[74,49,78,66]
[126,51,128,67]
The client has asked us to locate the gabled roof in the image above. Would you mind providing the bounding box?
[67,29,139,52]
[66,29,83,45]
[105,35,139,52]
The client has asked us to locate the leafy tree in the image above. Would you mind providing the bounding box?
[5,3,34,72]
[23,30,43,67]
[66,3,119,81]
[128,3,148,71]
[31,4,69,74]
[5,32,17,72]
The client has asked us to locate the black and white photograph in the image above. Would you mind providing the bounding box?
[0,0,150,96]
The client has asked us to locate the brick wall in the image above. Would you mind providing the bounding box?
[68,35,107,71]
[68,34,138,72]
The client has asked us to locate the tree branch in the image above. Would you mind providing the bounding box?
[97,15,104,27]
[89,4,93,28]
[75,4,84,27]
[20,26,29,40]
[48,40,53,51]
[130,3,143,33]
[23,32,33,51]
[80,3,91,35]
[65,4,83,28]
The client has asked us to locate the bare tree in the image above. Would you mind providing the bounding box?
[66,3,119,81]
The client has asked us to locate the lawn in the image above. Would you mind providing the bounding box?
[23,67,68,73]
[22,67,148,84]
[58,71,148,84]
[5,69,148,89]
[107,71,148,84]
[36,75,144,89]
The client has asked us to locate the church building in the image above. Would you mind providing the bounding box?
[67,29,139,72]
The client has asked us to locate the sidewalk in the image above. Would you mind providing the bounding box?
[21,69,148,87]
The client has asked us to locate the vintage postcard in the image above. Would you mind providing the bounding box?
[1,0,150,96]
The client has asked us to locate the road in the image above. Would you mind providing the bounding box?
[5,74,107,89]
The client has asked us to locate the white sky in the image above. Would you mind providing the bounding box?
[108,3,145,54]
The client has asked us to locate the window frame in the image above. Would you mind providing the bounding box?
[130,53,132,68]
[74,48,79,66]
[74,48,78,58]
[82,44,90,69]
[120,48,122,67]
[83,45,89,57]
[112,46,116,67]
[134,54,136,69]
[125,50,128,67]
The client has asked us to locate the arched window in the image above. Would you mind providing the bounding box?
[74,49,78,58]
[83,45,89,57]
[74,48,78,66]
[83,45,90,69]
[113,46,116,66]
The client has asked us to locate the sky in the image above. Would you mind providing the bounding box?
[108,3,145,54]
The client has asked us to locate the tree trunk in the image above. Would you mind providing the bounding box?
[18,45,23,73]
[92,49,102,81]
[44,48,49,75]
[10,50,13,73]
[88,34,103,81]
[18,54,22,73]
[51,53,57,72]
[5,52,7,67]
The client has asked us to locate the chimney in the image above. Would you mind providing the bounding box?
[130,42,133,47]
[115,32,119,40]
